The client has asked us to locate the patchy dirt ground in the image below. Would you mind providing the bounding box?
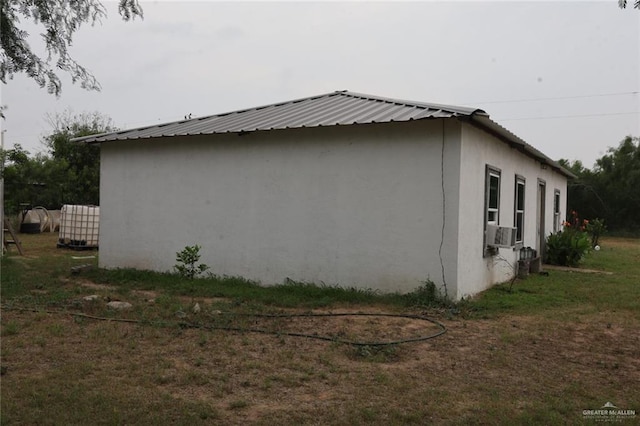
[2,294,639,425]
[2,234,639,424]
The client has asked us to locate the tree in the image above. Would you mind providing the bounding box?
[1,111,114,214]
[43,110,115,205]
[1,0,142,96]
[593,136,640,231]
[561,136,640,234]
[619,0,640,9]
[559,158,607,223]
[1,144,67,213]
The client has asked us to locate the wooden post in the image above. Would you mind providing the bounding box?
[3,218,24,255]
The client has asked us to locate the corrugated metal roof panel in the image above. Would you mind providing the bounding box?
[75,91,480,143]
[73,90,573,178]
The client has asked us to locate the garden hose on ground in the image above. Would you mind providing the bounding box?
[1,306,447,347]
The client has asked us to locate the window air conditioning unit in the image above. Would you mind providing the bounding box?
[486,224,517,249]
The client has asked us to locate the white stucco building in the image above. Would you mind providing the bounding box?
[77,91,572,299]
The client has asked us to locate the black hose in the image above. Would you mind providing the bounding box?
[1,306,446,347]
[189,312,447,346]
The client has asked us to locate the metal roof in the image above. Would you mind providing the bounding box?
[74,90,573,178]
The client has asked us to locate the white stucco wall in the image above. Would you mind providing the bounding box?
[99,120,463,294]
[455,123,568,299]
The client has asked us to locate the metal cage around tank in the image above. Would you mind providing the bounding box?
[57,205,100,250]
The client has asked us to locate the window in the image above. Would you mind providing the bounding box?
[514,177,525,243]
[485,167,501,225]
[553,190,561,232]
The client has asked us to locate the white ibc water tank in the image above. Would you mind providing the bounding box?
[58,205,100,249]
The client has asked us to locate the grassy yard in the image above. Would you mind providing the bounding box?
[1,234,638,425]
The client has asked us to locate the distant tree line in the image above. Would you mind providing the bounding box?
[559,136,640,235]
[2,111,112,215]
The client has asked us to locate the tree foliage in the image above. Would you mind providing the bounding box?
[618,0,640,9]
[0,0,142,96]
[560,136,640,234]
[44,110,114,204]
[2,111,113,214]
[2,144,65,213]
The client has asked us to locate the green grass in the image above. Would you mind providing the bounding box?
[86,269,395,308]
[1,233,445,311]
[2,235,638,317]
[1,380,219,425]
[1,254,395,315]
[465,237,640,318]
[2,235,639,425]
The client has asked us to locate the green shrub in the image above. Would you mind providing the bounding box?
[545,211,591,267]
[403,280,441,307]
[174,245,210,279]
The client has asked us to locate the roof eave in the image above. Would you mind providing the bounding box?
[466,114,576,179]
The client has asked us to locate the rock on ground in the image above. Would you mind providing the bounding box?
[107,301,132,310]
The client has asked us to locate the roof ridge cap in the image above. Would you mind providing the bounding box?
[338,90,483,115]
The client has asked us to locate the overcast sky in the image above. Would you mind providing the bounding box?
[1,1,638,168]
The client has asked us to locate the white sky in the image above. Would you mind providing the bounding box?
[1,1,639,168]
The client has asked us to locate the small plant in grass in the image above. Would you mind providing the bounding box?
[545,211,591,267]
[403,279,443,307]
[174,245,210,279]
[1,322,19,336]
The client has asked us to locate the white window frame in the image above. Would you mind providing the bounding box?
[484,166,502,256]
[514,176,525,244]
[486,167,501,226]
[553,189,561,233]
